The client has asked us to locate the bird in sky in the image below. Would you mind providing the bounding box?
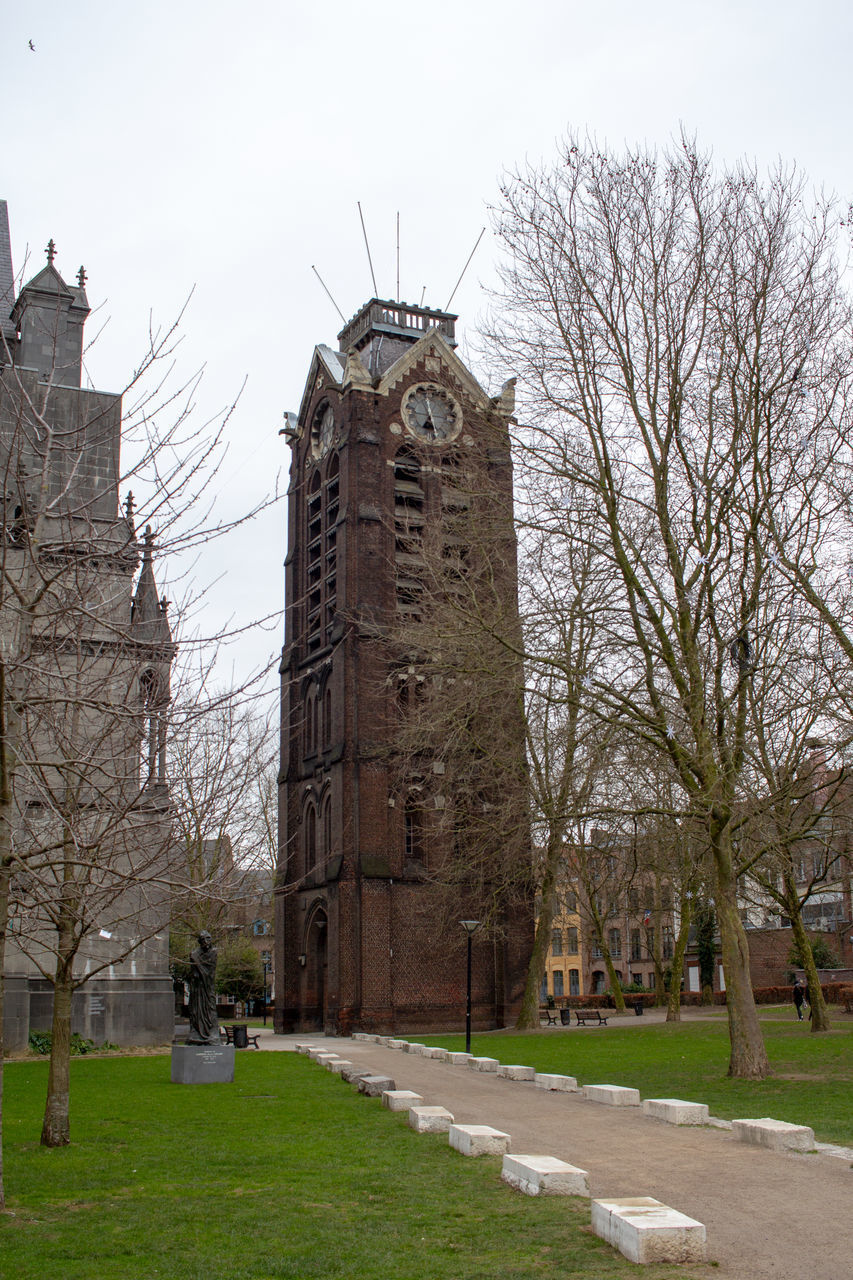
[28,40,35,51]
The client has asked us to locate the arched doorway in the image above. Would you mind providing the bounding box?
[302,905,328,1030]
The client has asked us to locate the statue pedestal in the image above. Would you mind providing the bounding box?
[171,1042,235,1084]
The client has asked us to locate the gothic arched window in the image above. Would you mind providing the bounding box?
[322,793,332,862]
[324,685,332,745]
[304,801,317,873]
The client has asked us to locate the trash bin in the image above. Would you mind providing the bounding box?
[560,1008,572,1025]
[232,1023,249,1048]
[633,1001,644,1016]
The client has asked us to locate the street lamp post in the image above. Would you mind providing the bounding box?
[262,952,271,1026]
[460,920,480,1055]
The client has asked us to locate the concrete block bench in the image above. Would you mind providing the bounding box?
[328,1059,353,1074]
[502,1154,589,1197]
[591,1197,707,1264]
[293,1042,314,1054]
[468,1056,500,1072]
[499,1064,536,1081]
[357,1074,396,1097]
[421,1047,449,1060]
[583,1084,640,1106]
[534,1072,578,1092]
[643,1098,709,1125]
[408,1106,455,1133]
[449,1124,511,1156]
[314,1052,341,1065]
[352,1032,376,1042]
[386,1039,408,1050]
[731,1117,815,1152]
[448,1051,473,1065]
[382,1090,423,1112]
[403,1042,426,1054]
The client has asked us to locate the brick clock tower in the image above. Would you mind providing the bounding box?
[275,299,531,1035]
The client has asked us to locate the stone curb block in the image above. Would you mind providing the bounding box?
[468,1056,500,1072]
[449,1124,511,1156]
[583,1083,641,1106]
[591,1197,707,1265]
[447,1052,473,1065]
[499,1064,536,1081]
[534,1072,578,1092]
[382,1090,424,1112]
[643,1098,709,1125]
[501,1154,590,1196]
[422,1047,449,1060]
[386,1039,408,1050]
[340,1064,372,1084]
[358,1074,396,1097]
[409,1106,455,1133]
[731,1117,815,1151]
[329,1059,353,1074]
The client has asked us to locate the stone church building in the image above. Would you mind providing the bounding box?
[1,201,174,1050]
[276,298,532,1035]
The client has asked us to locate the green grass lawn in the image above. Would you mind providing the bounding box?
[2,1053,696,1280]
[424,1007,853,1145]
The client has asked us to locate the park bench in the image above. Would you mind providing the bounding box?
[221,1024,260,1048]
[575,1009,608,1027]
[539,1005,558,1025]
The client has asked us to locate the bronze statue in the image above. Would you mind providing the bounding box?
[187,931,219,1044]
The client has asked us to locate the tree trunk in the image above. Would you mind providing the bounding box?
[0,656,14,1208]
[516,904,552,1029]
[712,827,769,1078]
[602,947,626,1011]
[785,879,831,1033]
[517,832,565,1029]
[41,956,74,1148]
[0,859,10,1209]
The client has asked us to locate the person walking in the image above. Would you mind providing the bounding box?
[793,977,806,1021]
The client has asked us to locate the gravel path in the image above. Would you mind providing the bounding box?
[253,1026,852,1280]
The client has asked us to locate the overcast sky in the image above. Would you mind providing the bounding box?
[2,0,852,696]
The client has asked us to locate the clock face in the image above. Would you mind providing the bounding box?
[403,383,461,443]
[311,403,335,458]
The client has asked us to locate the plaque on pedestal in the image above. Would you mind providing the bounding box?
[171,1043,235,1084]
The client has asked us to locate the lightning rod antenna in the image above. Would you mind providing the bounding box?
[357,201,379,297]
[311,265,346,323]
[396,211,400,303]
[445,227,486,312]
[420,286,426,307]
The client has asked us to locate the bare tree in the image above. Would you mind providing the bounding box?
[168,696,276,948]
[485,135,853,1077]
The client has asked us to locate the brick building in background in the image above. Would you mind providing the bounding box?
[276,299,531,1034]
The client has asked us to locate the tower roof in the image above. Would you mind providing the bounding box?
[131,526,172,645]
[0,200,16,344]
[338,297,457,354]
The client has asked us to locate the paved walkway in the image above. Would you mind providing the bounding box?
[249,1023,852,1280]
